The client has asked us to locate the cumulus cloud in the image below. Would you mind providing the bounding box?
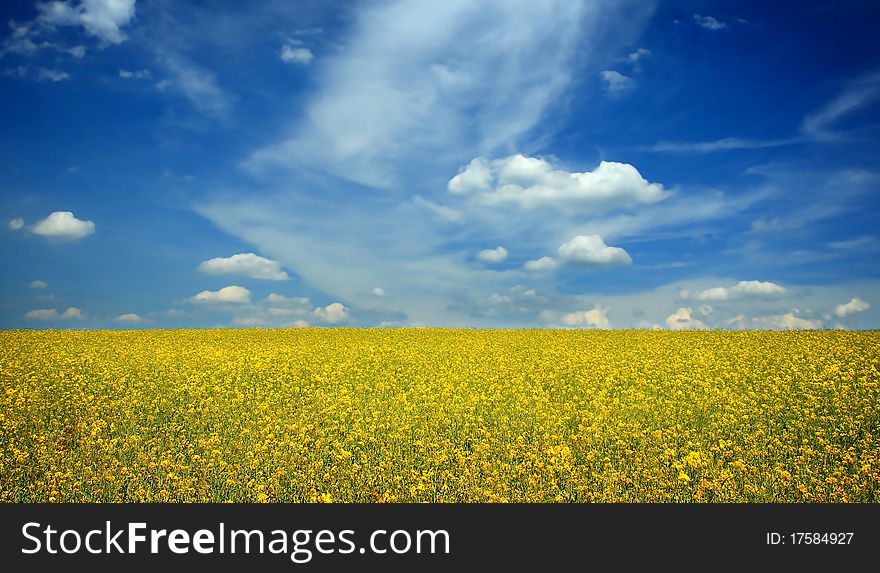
[599,70,633,95]
[665,307,708,330]
[9,217,25,230]
[523,256,559,271]
[114,313,147,323]
[835,297,870,317]
[38,0,136,44]
[372,287,386,297]
[693,14,726,30]
[694,280,786,301]
[753,311,822,331]
[190,285,251,304]
[477,246,508,264]
[197,253,289,280]
[561,305,610,328]
[29,280,48,289]
[448,158,493,195]
[448,154,667,212]
[25,308,58,320]
[280,44,313,64]
[557,234,632,266]
[27,307,85,321]
[30,211,95,240]
[200,0,659,326]
[314,302,348,323]
[60,307,84,320]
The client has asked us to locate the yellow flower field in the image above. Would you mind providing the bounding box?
[1,328,878,502]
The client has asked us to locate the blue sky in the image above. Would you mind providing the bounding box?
[2,0,879,330]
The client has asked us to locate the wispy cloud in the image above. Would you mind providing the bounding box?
[161,56,232,117]
[801,71,880,139]
[200,0,661,326]
[649,71,880,153]
[650,137,798,153]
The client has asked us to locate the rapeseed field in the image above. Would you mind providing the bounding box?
[1,329,877,502]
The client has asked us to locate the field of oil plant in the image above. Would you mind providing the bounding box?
[1,328,877,502]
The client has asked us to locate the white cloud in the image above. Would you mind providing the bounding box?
[626,47,651,65]
[524,256,559,271]
[557,234,632,266]
[651,72,880,154]
[835,297,870,318]
[30,211,95,240]
[828,236,879,250]
[650,137,796,153]
[244,0,645,188]
[35,68,70,82]
[190,285,251,304]
[695,280,786,301]
[280,44,313,64]
[314,302,348,323]
[162,57,231,117]
[372,287,386,297]
[265,293,310,306]
[412,195,464,223]
[477,246,508,264]
[200,0,658,326]
[693,14,726,30]
[197,253,289,280]
[25,308,58,320]
[1,23,46,56]
[448,158,493,195]
[665,307,708,330]
[599,70,633,94]
[487,293,512,305]
[38,0,136,44]
[525,235,630,271]
[802,72,880,139]
[119,68,150,79]
[115,312,147,323]
[267,307,308,317]
[9,218,25,230]
[60,307,84,320]
[448,154,667,212]
[67,44,86,58]
[753,311,822,331]
[698,304,713,316]
[561,305,610,328]
[29,280,48,289]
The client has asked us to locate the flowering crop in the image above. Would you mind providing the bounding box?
[1,329,878,502]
